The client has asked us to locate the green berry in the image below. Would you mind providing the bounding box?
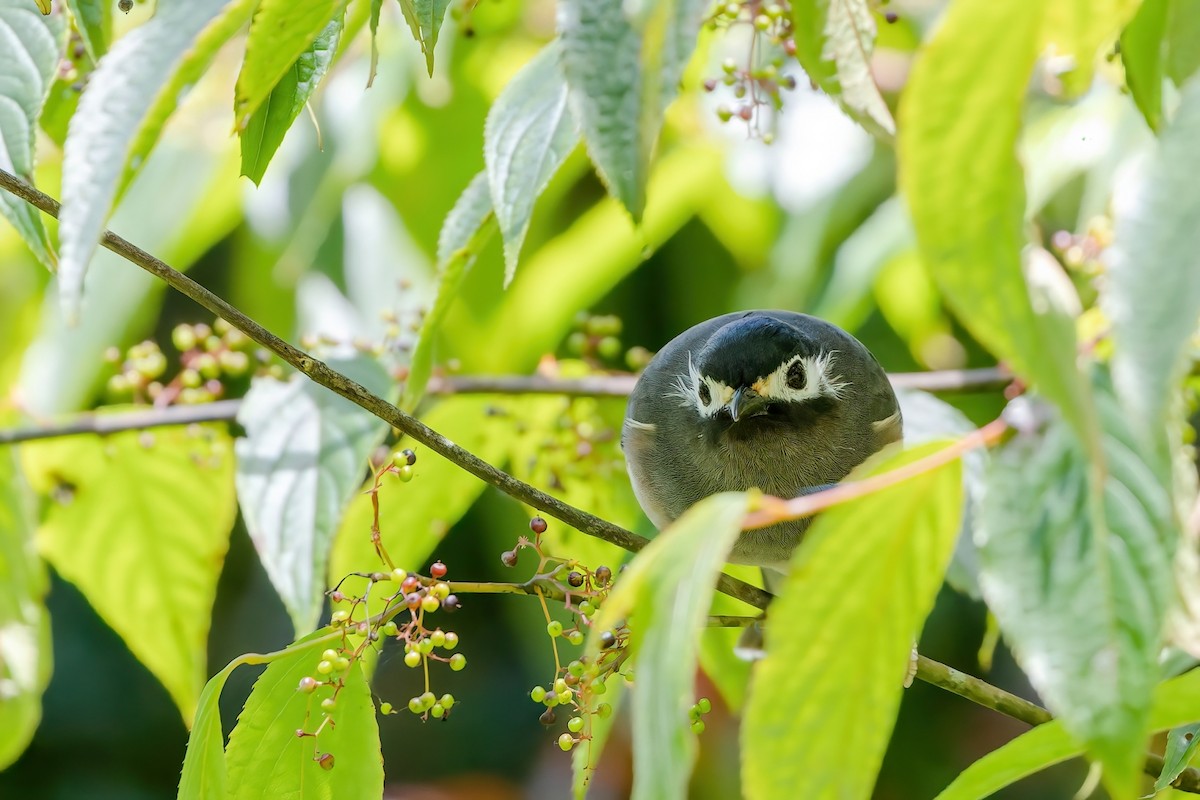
[449,653,467,671]
[597,336,621,359]
[568,660,585,677]
[531,685,547,703]
[691,720,706,735]
[331,610,349,625]
[558,733,574,752]
[172,324,197,351]
[321,697,336,712]
[421,595,440,613]
[544,691,559,707]
[316,660,333,675]
[219,350,249,376]
[722,57,737,74]
[567,630,585,646]
[408,697,424,714]
[547,620,564,638]
[404,651,422,668]
[397,465,414,482]
[381,621,398,637]
[591,678,607,695]
[439,693,455,709]
[568,716,585,733]
[334,657,350,672]
[391,568,408,583]
[554,678,569,695]
[597,702,613,719]
[419,691,436,710]
[578,601,595,616]
[430,703,445,719]
[418,638,434,654]
[430,630,446,648]
[697,698,712,715]
[322,649,338,662]
[443,632,459,650]
[380,702,393,715]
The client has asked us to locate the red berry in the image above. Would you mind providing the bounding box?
[430,561,447,579]
[530,517,548,534]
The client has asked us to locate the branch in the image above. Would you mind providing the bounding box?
[0,370,1009,445]
[3,170,1190,793]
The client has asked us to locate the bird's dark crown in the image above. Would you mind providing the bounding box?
[694,315,810,387]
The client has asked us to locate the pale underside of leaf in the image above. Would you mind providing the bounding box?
[822,0,894,135]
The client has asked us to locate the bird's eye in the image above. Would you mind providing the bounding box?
[786,361,806,390]
[698,382,712,405]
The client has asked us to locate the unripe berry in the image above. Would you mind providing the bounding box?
[397,465,414,482]
[298,676,319,693]
[443,632,459,650]
[697,697,712,714]
[430,630,446,648]
[408,697,424,714]
[558,734,574,752]
[322,649,338,662]
[531,685,547,703]
[380,701,393,715]
[392,568,408,583]
[421,595,440,613]
[430,703,445,719]
[419,691,436,710]
[172,324,197,352]
[334,657,350,672]
[316,660,333,675]
[439,693,455,709]
[691,720,706,735]
[418,638,435,654]
[597,702,612,719]
[321,697,336,712]
[449,653,467,671]
[430,560,447,578]
[568,716,585,733]
[547,620,564,637]
[405,651,421,668]
[567,630,585,646]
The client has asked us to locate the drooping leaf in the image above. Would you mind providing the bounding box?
[898,0,1096,458]
[65,0,111,60]
[484,40,580,285]
[557,0,708,219]
[587,493,751,800]
[788,0,895,138]
[397,0,451,76]
[1165,0,1200,85]
[235,355,392,635]
[0,449,50,770]
[329,395,513,623]
[58,0,248,319]
[367,0,383,85]
[0,0,63,269]
[21,424,237,723]
[234,0,346,129]
[240,13,343,184]
[402,171,495,410]
[1042,0,1141,96]
[1158,722,1200,791]
[934,668,1200,800]
[1121,0,1169,131]
[224,631,382,800]
[175,661,238,800]
[978,383,1175,799]
[743,442,963,800]
[1106,77,1200,457]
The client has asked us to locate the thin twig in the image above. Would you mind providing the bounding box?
[2,170,1190,793]
[0,369,1009,445]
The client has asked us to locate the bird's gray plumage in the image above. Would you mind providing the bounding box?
[622,310,901,568]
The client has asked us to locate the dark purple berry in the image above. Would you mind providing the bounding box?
[567,571,584,588]
[530,517,548,534]
[594,566,612,586]
[539,708,557,725]
[600,631,617,649]
[442,595,460,613]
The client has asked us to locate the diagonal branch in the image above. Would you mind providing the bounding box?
[2,169,1194,794]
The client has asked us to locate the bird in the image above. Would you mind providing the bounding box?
[621,310,902,570]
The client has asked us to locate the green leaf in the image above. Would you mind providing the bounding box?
[978,383,1175,799]
[898,0,1096,459]
[224,632,382,800]
[235,355,391,636]
[21,424,236,723]
[396,0,451,76]
[240,13,343,185]
[367,0,383,85]
[588,492,751,800]
[1158,722,1200,791]
[329,395,513,622]
[0,0,62,270]
[484,40,579,285]
[1042,0,1141,96]
[234,0,346,129]
[402,171,495,411]
[58,0,249,320]
[1106,77,1200,456]
[1121,0,1169,131]
[0,449,50,770]
[789,0,895,138]
[742,442,963,800]
[558,0,707,219]
[176,661,238,800]
[934,668,1200,800]
[1165,0,1200,85]
[65,0,111,60]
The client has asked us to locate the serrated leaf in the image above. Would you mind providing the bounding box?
[65,0,111,60]
[1106,77,1200,457]
[1158,722,1200,791]
[235,0,346,129]
[896,388,986,598]
[934,668,1200,799]
[558,0,707,219]
[979,383,1175,799]
[588,492,750,800]
[485,40,579,286]
[176,661,237,800]
[224,631,382,800]
[743,442,963,800]
[240,13,343,184]
[1121,0,1169,131]
[0,0,62,269]
[21,424,236,723]
[789,0,894,138]
[58,0,247,320]
[0,449,50,770]
[1042,0,1140,96]
[898,0,1096,459]
[235,355,391,635]
[329,395,512,623]
[402,172,495,411]
[397,0,450,76]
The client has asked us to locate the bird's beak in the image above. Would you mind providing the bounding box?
[728,386,768,422]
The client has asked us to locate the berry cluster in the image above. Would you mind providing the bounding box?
[688,697,714,734]
[293,638,366,770]
[1049,215,1113,278]
[104,319,274,405]
[702,0,799,141]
